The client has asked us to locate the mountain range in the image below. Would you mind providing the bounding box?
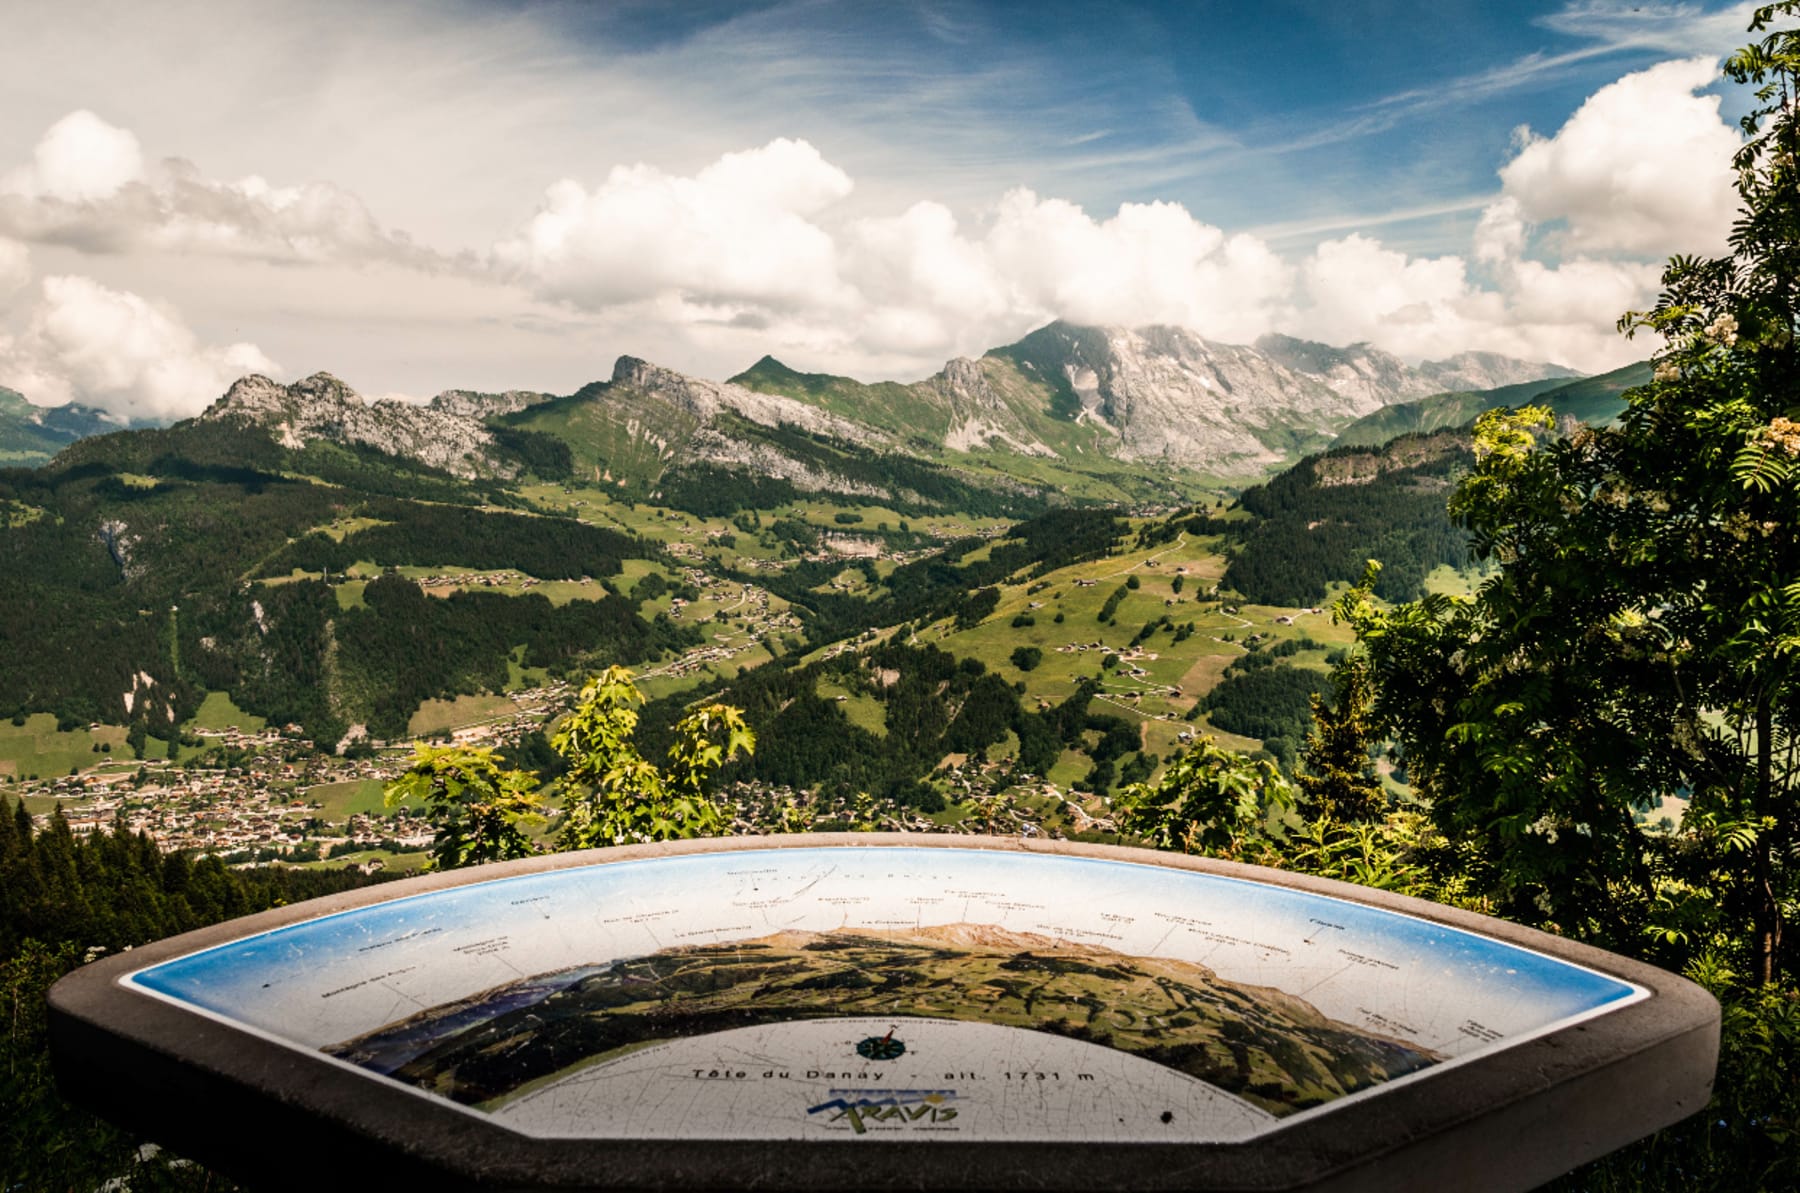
[0,320,1628,769]
[1330,360,1651,449]
[4,322,1584,494]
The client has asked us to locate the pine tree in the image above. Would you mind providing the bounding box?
[1297,656,1386,822]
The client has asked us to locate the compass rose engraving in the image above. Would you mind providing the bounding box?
[856,1027,906,1061]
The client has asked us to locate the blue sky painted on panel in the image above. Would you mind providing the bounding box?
[131,847,1638,1056]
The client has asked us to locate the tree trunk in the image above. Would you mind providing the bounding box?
[1754,691,1780,985]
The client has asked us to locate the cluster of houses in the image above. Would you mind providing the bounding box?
[46,749,407,859]
[419,569,560,593]
[34,680,584,865]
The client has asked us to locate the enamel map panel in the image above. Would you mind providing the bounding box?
[125,847,1643,1142]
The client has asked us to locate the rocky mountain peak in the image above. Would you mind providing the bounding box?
[609,354,888,447]
[932,357,1003,409]
[211,374,289,416]
[428,388,553,420]
[206,371,365,422]
[196,372,514,478]
[1417,351,1581,394]
[290,371,360,403]
[610,355,658,386]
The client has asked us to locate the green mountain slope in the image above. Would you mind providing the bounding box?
[727,357,946,446]
[731,354,1210,506]
[1330,379,1569,449]
[499,379,698,490]
[0,387,133,465]
[1332,361,1651,449]
[1221,431,1473,606]
[1532,359,1654,424]
[0,424,682,745]
[730,330,1117,459]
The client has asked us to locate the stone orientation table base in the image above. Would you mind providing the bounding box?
[50,834,1718,1192]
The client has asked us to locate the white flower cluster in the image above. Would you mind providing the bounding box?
[1653,359,1681,383]
[1761,415,1800,457]
[1705,312,1740,347]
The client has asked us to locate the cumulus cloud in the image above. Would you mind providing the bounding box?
[2,109,145,201]
[981,191,1293,345]
[493,141,1299,366]
[1500,56,1739,257]
[0,275,279,420]
[841,200,1015,354]
[1281,56,1741,371]
[1298,235,1477,353]
[0,237,29,305]
[0,54,1745,393]
[492,139,855,311]
[1292,230,1660,370]
[0,111,448,269]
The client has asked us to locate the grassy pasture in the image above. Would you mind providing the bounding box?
[909,518,1353,779]
[188,691,267,734]
[301,847,430,874]
[0,715,134,778]
[305,778,407,819]
[406,693,524,739]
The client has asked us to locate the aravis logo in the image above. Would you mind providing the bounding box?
[807,1090,959,1134]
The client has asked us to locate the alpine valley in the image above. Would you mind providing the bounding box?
[0,321,1638,864]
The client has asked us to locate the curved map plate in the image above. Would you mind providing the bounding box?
[49,836,1720,1192]
[124,845,1640,1143]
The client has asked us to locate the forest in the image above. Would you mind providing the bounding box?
[259,498,648,581]
[1221,430,1472,604]
[2,805,377,1189]
[0,429,672,744]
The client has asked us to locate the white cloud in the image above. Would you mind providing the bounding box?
[1536,2,1758,57]
[484,128,1690,375]
[0,275,278,419]
[0,237,29,305]
[980,191,1294,345]
[1500,56,1739,256]
[0,111,448,269]
[842,200,1014,348]
[493,145,1301,368]
[1291,229,1661,371]
[492,139,855,312]
[1472,197,1529,265]
[1282,56,1741,371]
[2,109,144,201]
[0,37,1746,397]
[1297,235,1481,357]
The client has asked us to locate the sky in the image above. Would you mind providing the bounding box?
[0,0,1765,421]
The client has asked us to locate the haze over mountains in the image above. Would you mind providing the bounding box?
[0,385,142,465]
[38,321,1583,486]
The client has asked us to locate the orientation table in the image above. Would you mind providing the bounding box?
[51,834,1719,1191]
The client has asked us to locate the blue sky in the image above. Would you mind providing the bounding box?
[0,0,1764,418]
[130,846,1638,1057]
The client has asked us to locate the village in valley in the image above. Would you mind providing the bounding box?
[4,491,1358,875]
